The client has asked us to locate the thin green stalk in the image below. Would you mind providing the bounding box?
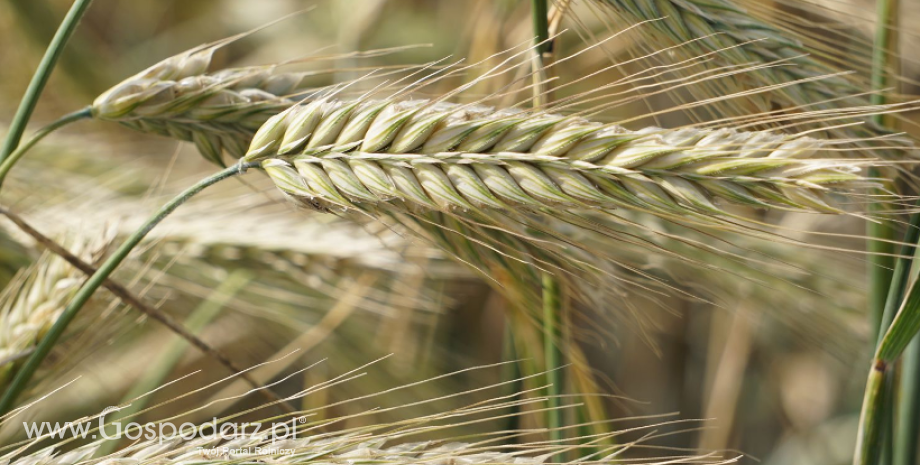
[0,107,91,187]
[870,0,898,113]
[0,0,94,164]
[529,0,552,109]
[0,162,256,417]
[870,226,897,345]
[531,0,563,456]
[866,0,920,461]
[501,320,522,438]
[531,0,550,55]
[858,1,899,463]
[868,0,899,348]
[866,0,897,347]
[880,216,920,345]
[895,337,920,465]
[96,270,251,456]
[857,361,890,465]
[542,273,563,457]
[894,225,920,465]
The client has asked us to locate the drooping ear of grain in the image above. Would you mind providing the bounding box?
[241,96,886,334]
[91,46,311,165]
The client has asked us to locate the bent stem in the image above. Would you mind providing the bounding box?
[0,162,257,416]
[0,107,92,188]
[0,0,94,163]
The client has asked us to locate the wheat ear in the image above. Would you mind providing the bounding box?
[0,236,109,388]
[91,45,311,165]
[598,0,915,159]
[238,96,889,339]
[248,98,874,216]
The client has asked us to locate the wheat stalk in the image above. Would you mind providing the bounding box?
[248,97,874,216]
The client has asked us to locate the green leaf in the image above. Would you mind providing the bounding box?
[878,281,920,363]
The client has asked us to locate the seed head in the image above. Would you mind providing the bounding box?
[249,98,872,216]
[92,47,310,165]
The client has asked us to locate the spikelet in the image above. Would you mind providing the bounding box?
[249,98,872,216]
[91,44,310,165]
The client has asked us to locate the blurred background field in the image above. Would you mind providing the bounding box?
[1,0,918,463]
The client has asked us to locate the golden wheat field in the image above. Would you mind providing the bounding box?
[1,0,919,464]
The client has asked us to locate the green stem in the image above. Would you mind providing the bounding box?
[531,0,550,55]
[0,162,256,416]
[870,0,897,113]
[892,220,920,465]
[0,0,94,164]
[531,1,562,457]
[868,0,920,461]
[868,0,899,346]
[895,337,920,465]
[501,319,522,437]
[870,223,897,346]
[858,1,899,463]
[857,361,891,465]
[542,273,563,459]
[0,107,91,188]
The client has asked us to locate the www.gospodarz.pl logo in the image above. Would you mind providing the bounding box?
[24,406,306,447]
